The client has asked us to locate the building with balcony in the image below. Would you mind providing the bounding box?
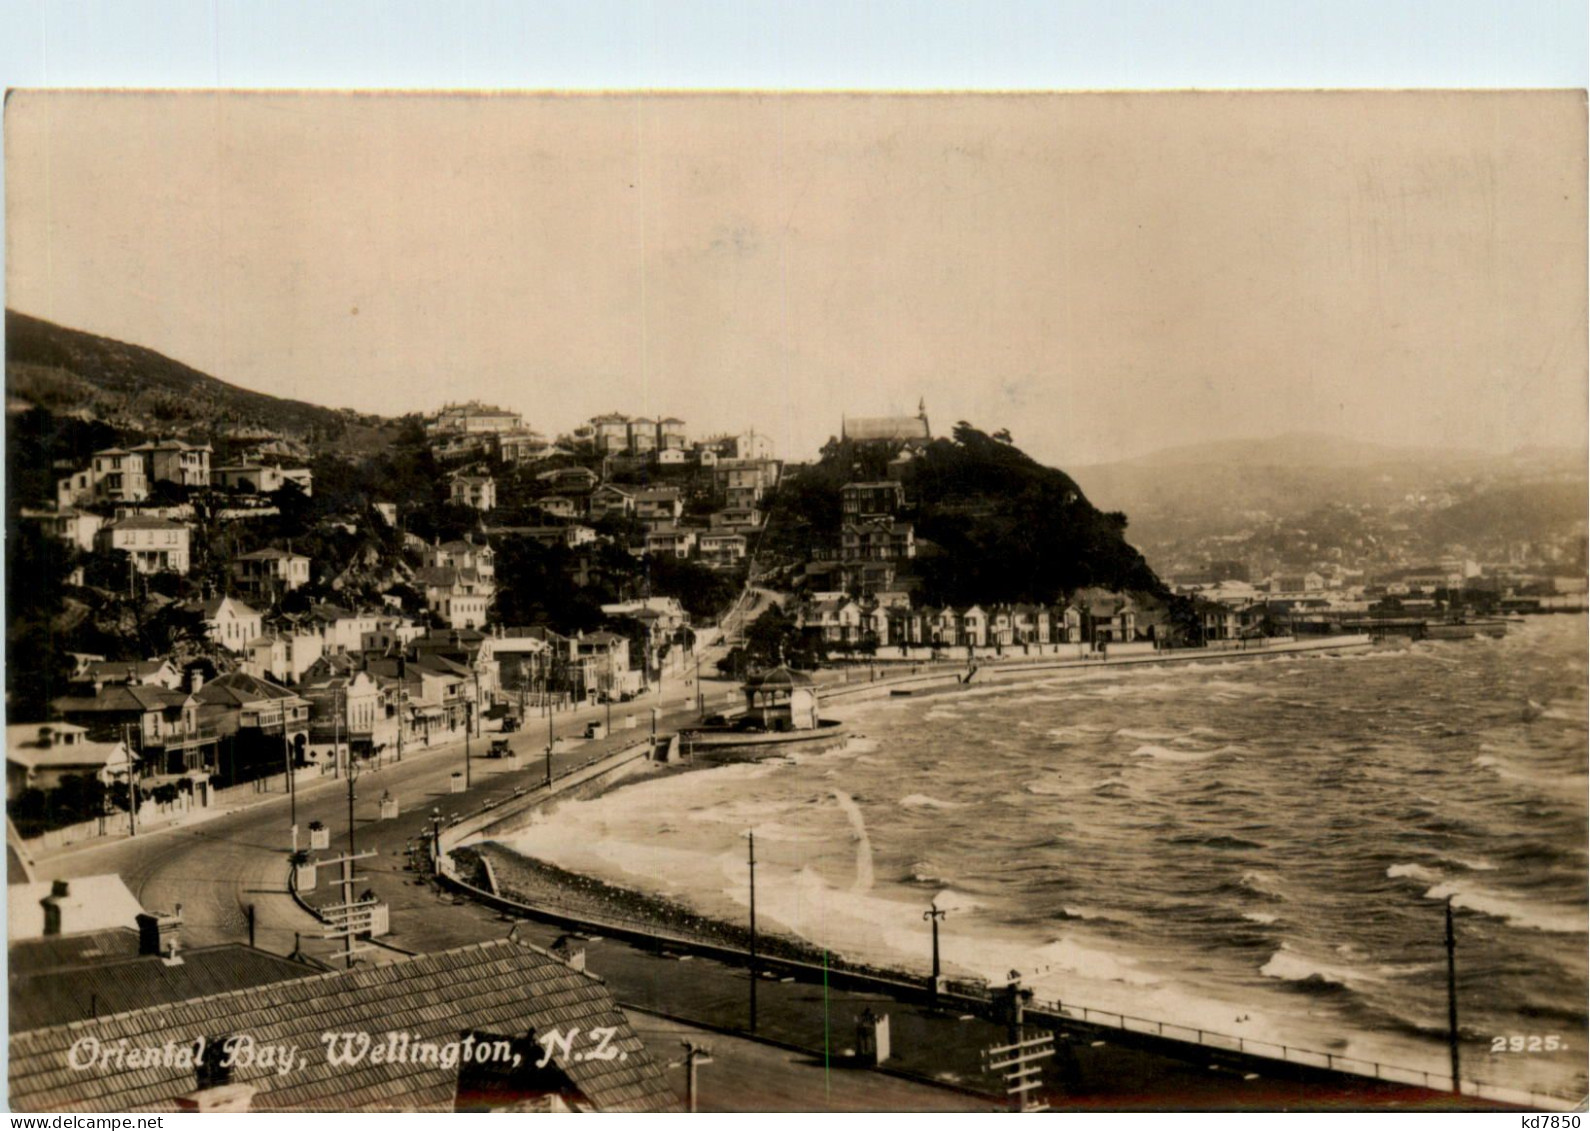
[233,548,312,598]
[95,517,191,575]
[449,474,497,512]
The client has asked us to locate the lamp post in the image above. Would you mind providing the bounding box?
[1446,897,1461,1094]
[747,829,758,1033]
[283,726,296,843]
[429,807,443,870]
[924,905,947,1006]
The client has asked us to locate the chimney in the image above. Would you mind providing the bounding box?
[41,880,71,936]
[550,934,586,972]
[179,1041,255,1113]
[187,668,206,693]
[137,907,184,962]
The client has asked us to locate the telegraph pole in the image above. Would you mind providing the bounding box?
[1446,897,1461,1094]
[747,830,758,1033]
[465,702,472,788]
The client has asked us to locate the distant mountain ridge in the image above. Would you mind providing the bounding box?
[1107,432,1497,469]
[1071,432,1587,575]
[5,308,356,437]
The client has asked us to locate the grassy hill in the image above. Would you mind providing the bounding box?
[6,308,360,439]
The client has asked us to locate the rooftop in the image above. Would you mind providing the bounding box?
[11,942,321,1033]
[8,938,675,1112]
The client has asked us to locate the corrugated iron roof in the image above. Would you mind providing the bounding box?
[11,944,321,1033]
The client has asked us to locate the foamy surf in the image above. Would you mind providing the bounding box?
[900,793,967,810]
[1424,882,1589,935]
[1386,863,1443,885]
[1130,744,1212,763]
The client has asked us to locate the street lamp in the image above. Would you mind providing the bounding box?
[746,829,758,1032]
[924,905,947,1005]
[283,726,296,845]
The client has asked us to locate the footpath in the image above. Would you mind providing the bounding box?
[30,639,1543,1112]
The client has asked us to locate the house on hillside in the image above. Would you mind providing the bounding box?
[95,516,191,575]
[644,525,697,558]
[212,464,313,496]
[415,566,495,631]
[424,538,496,578]
[19,507,103,553]
[841,480,907,518]
[129,439,212,487]
[181,595,262,652]
[67,659,182,696]
[449,474,497,512]
[233,548,312,597]
[633,487,683,523]
[698,530,747,567]
[588,484,636,521]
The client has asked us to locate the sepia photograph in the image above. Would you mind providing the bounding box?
[2,24,1586,1118]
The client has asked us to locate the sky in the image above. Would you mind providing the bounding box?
[1,4,1586,468]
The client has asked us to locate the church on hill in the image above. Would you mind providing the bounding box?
[840,399,932,445]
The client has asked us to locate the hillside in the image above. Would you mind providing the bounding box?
[771,422,1167,607]
[1071,434,1588,576]
[6,309,363,439]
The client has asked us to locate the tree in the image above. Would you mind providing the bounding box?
[6,521,75,720]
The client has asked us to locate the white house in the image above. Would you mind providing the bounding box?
[95,517,191,575]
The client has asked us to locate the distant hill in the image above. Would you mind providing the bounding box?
[1114,431,1491,470]
[1071,433,1588,574]
[1074,434,1585,516]
[6,309,357,439]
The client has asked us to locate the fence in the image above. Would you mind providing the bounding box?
[20,793,203,853]
[1023,997,1581,1112]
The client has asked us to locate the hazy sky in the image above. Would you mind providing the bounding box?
[5,90,1585,465]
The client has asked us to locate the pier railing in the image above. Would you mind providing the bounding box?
[1022,996,1581,1112]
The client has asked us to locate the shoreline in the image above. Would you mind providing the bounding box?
[462,636,1388,986]
[446,626,1586,1108]
[464,633,1392,967]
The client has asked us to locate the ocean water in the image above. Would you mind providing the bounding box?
[499,616,1589,1101]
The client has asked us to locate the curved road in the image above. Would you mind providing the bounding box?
[44,670,744,964]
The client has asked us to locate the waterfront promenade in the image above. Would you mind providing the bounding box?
[32,637,1545,1112]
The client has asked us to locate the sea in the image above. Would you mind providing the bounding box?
[499,616,1589,1102]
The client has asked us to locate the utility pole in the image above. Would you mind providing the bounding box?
[465,701,472,788]
[283,726,296,839]
[1446,897,1461,1094]
[333,685,343,780]
[747,830,758,1033]
[678,1042,713,1113]
[347,748,359,860]
[121,723,138,837]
